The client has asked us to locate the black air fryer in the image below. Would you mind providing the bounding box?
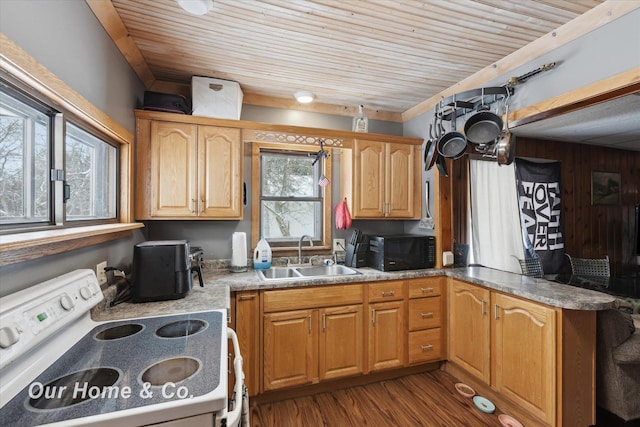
[131,240,202,302]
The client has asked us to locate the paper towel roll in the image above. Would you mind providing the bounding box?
[231,232,248,272]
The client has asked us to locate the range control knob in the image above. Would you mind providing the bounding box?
[59,294,75,311]
[0,326,21,349]
[79,286,92,300]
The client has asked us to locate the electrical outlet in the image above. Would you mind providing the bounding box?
[332,238,346,253]
[96,261,108,284]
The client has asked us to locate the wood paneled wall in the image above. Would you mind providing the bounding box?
[515,138,639,275]
[451,139,639,275]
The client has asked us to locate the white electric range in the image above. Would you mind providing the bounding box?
[0,269,247,427]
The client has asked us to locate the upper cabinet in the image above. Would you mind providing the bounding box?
[135,116,243,220]
[342,140,421,219]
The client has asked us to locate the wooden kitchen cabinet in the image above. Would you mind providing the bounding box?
[407,277,445,364]
[135,117,243,219]
[367,281,406,372]
[448,279,556,426]
[262,285,365,391]
[319,305,364,380]
[492,293,556,425]
[233,291,260,396]
[448,280,491,383]
[263,309,316,391]
[342,140,420,219]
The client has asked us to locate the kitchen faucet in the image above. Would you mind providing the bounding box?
[299,235,314,264]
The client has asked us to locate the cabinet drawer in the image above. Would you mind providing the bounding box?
[407,277,445,299]
[408,297,441,331]
[263,284,363,312]
[368,280,405,302]
[408,329,442,364]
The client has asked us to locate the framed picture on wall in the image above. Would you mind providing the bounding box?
[591,171,621,205]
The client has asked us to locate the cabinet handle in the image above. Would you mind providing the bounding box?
[238,294,256,300]
[481,300,487,316]
[420,287,434,293]
[199,198,204,215]
[420,312,434,318]
[371,309,376,325]
[322,313,326,330]
[494,304,500,320]
[381,291,395,297]
[308,315,312,331]
[421,344,434,351]
[191,198,197,214]
[382,203,386,216]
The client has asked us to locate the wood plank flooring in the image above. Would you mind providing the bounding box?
[251,370,506,427]
[251,370,640,427]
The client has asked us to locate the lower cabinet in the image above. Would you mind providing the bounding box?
[261,285,365,391]
[252,279,446,394]
[448,279,557,426]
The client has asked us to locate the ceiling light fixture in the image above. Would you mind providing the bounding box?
[176,0,214,15]
[294,91,314,104]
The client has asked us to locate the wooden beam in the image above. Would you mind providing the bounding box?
[85,0,156,88]
[509,67,640,127]
[401,1,640,122]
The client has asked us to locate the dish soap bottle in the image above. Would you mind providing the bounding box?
[253,238,272,270]
[352,105,368,132]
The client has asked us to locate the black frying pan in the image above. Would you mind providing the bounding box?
[464,105,503,145]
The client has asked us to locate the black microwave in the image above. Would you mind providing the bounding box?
[368,234,436,271]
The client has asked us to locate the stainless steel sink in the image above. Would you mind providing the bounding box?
[256,264,360,281]
[295,265,360,277]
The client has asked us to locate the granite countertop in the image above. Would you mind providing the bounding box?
[92,265,617,322]
[92,282,230,322]
[208,265,616,311]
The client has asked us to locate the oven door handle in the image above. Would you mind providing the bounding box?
[226,327,244,427]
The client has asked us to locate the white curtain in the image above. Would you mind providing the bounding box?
[470,159,524,274]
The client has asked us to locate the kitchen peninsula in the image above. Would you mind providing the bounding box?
[93,265,615,427]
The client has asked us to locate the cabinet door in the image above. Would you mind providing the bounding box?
[149,121,198,217]
[263,309,316,391]
[198,126,243,218]
[353,140,385,218]
[448,280,490,383]
[319,305,364,380]
[368,301,405,372]
[234,291,260,396]
[492,293,556,425]
[385,143,416,218]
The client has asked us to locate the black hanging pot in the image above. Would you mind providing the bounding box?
[464,104,503,145]
[437,110,467,160]
[424,123,438,171]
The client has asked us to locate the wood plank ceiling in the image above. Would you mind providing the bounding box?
[100,0,603,120]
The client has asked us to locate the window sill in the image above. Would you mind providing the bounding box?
[0,223,144,267]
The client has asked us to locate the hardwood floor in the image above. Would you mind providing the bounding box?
[251,370,506,427]
[251,370,640,427]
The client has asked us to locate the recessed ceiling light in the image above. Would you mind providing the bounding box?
[294,91,314,103]
[176,0,214,15]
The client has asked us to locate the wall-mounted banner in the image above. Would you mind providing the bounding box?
[515,159,565,274]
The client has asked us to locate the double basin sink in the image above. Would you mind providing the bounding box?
[257,264,360,281]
